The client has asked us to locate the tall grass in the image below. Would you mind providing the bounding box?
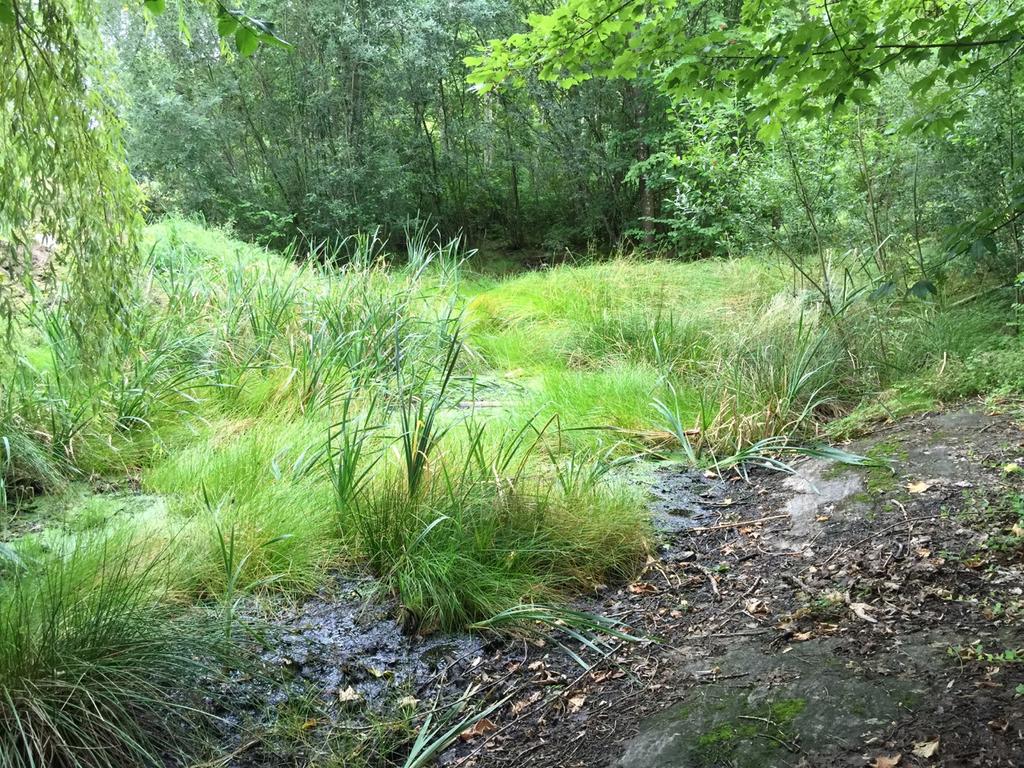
[0,538,233,768]
[0,215,1014,766]
[352,414,649,632]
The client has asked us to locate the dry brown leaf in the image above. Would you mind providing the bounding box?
[510,690,542,716]
[792,631,814,641]
[871,754,901,768]
[743,598,768,615]
[628,582,658,594]
[850,602,878,623]
[912,738,940,758]
[338,686,362,705]
[907,481,932,494]
[459,718,497,741]
[566,694,587,713]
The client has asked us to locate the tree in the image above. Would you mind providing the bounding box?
[469,1,1024,136]
[469,0,1024,267]
[0,0,285,341]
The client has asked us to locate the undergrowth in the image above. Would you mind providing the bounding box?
[0,217,1018,764]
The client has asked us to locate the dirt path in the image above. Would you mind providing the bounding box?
[440,402,1024,768]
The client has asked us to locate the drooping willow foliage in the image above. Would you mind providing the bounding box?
[0,0,140,346]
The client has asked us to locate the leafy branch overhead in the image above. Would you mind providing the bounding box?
[142,0,290,56]
[467,0,1024,139]
[0,0,289,56]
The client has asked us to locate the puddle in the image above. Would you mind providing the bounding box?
[209,575,486,765]
[257,578,484,707]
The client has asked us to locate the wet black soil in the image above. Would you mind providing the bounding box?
[214,401,1024,768]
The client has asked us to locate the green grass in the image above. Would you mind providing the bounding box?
[0,215,1019,765]
[0,536,233,768]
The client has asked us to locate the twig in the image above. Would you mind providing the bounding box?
[681,629,772,640]
[721,576,762,614]
[688,513,790,533]
[695,565,721,599]
[851,515,940,547]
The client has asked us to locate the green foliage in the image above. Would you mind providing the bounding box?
[469,1,1024,135]
[469,0,1024,263]
[1,0,140,344]
[108,0,654,249]
[0,539,233,768]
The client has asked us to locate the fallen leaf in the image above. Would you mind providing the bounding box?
[871,754,901,768]
[459,718,497,741]
[912,738,939,758]
[850,602,878,623]
[628,582,658,594]
[792,631,814,641]
[907,481,932,494]
[338,686,362,705]
[510,690,542,715]
[743,598,768,615]
[566,694,587,713]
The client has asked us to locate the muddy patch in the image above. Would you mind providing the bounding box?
[209,578,486,767]
[647,465,758,536]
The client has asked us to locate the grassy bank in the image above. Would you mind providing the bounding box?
[0,218,1019,764]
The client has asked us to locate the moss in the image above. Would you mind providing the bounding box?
[765,697,807,723]
[859,439,906,495]
[692,698,807,765]
[697,723,738,747]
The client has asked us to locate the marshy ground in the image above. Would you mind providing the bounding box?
[3,221,1022,768]
[205,401,1024,768]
